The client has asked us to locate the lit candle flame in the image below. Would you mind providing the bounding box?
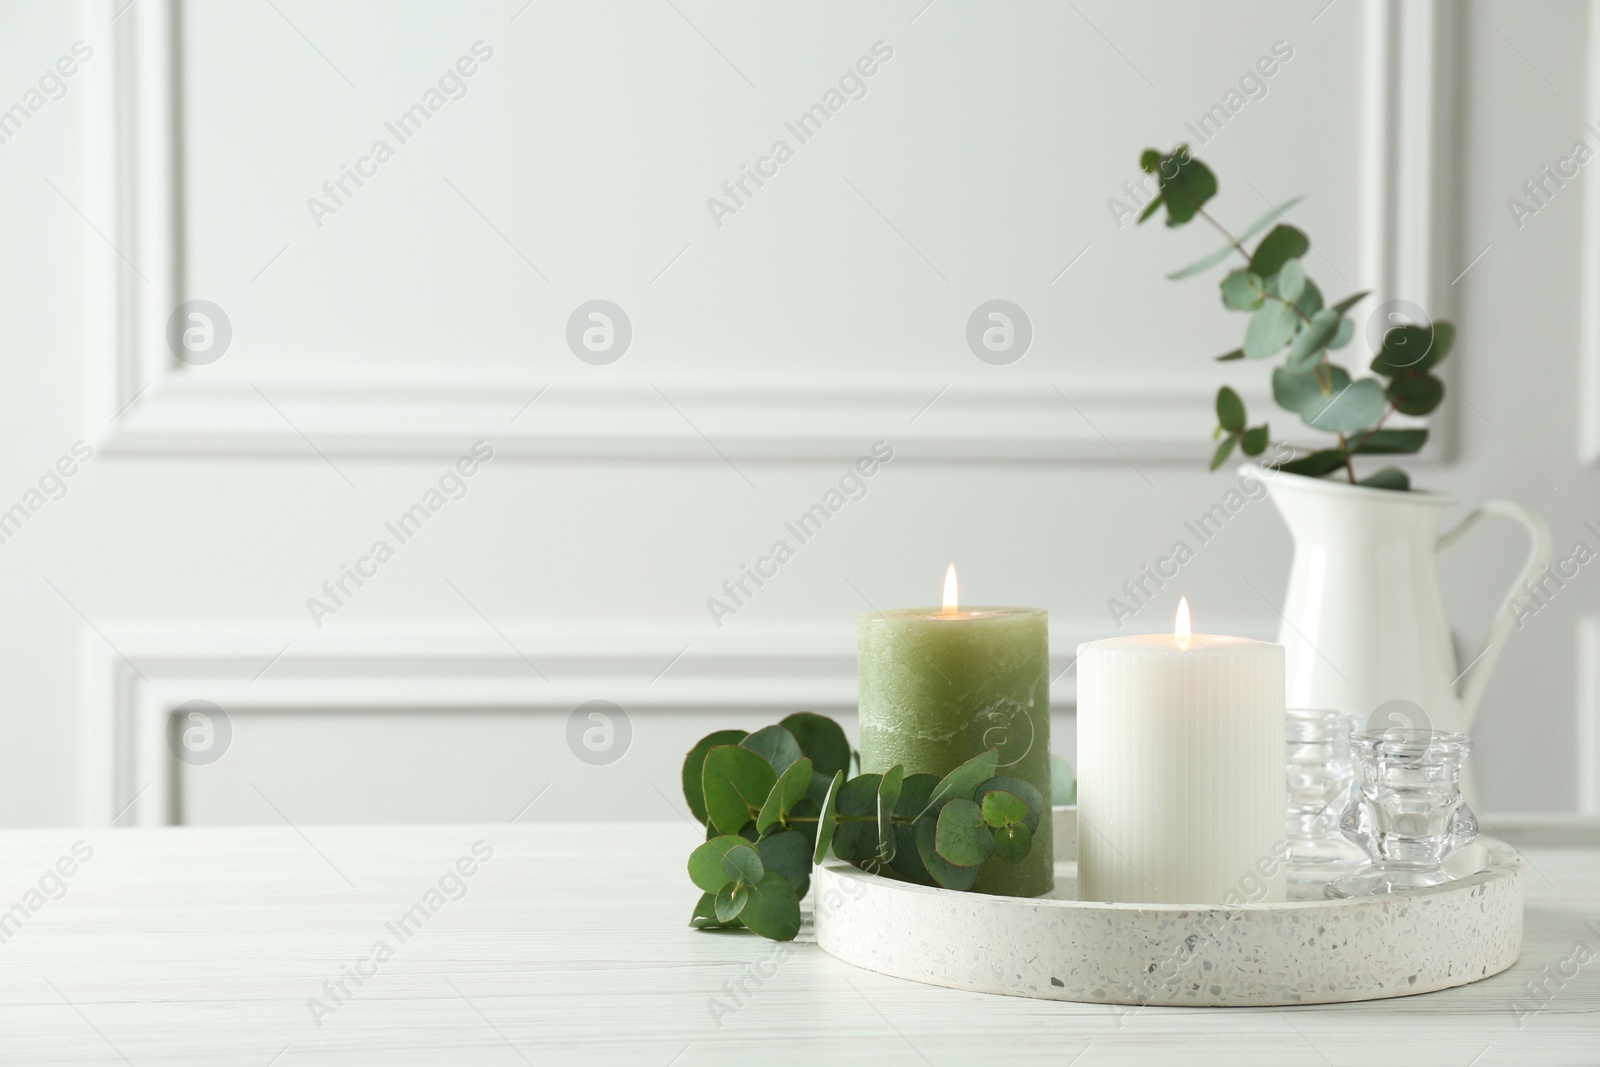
[942,564,959,615]
[1174,596,1192,650]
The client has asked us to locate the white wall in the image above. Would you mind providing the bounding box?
[0,0,1594,826]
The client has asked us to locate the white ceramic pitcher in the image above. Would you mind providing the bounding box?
[1255,466,1550,742]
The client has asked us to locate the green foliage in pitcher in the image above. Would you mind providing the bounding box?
[1138,145,1452,491]
[682,712,1041,941]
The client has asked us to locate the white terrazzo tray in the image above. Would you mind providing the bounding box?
[812,807,1523,1007]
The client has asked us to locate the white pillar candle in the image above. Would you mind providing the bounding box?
[1076,600,1286,904]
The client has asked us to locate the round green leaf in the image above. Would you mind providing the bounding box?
[1329,315,1354,349]
[739,871,801,941]
[993,821,1032,863]
[1351,428,1428,455]
[682,729,747,824]
[740,725,803,775]
[714,881,748,923]
[976,775,1044,832]
[927,750,1000,810]
[1220,270,1264,311]
[1306,377,1385,434]
[1050,755,1076,806]
[876,765,904,861]
[915,816,979,891]
[702,745,777,836]
[1358,466,1411,491]
[779,712,851,778]
[1273,363,1348,420]
[1216,386,1246,433]
[756,756,813,834]
[892,772,940,822]
[1210,433,1238,472]
[1275,259,1306,302]
[1386,373,1444,416]
[1244,298,1298,359]
[887,821,933,884]
[1248,224,1310,278]
[812,770,845,864]
[934,798,995,868]
[831,773,882,864]
[756,829,811,895]
[688,835,751,892]
[1294,277,1324,319]
[981,789,1027,829]
[1241,424,1269,457]
[1286,308,1342,373]
[720,843,764,886]
[689,890,742,929]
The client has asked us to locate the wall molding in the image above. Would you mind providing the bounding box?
[1581,617,1600,814]
[86,0,1461,462]
[1582,0,1600,464]
[84,620,1151,827]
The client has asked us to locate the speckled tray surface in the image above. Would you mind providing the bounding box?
[812,809,1524,1006]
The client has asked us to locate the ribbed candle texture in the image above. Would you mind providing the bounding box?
[1076,633,1285,904]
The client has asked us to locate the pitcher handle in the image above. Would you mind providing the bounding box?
[1435,500,1551,725]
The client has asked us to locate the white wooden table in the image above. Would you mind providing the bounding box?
[0,819,1594,1065]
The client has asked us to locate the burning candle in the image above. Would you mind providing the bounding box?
[1076,598,1286,904]
[857,565,1052,897]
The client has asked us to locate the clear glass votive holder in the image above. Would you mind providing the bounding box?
[1327,728,1477,898]
[1284,708,1365,879]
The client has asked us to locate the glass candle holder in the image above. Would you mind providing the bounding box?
[1284,708,1365,877]
[1327,728,1477,898]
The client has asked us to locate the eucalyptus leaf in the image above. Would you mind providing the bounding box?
[1166,196,1304,279]
[1294,277,1324,319]
[1243,298,1297,359]
[1241,424,1269,456]
[720,843,764,886]
[1329,316,1354,350]
[702,745,778,836]
[1276,449,1351,477]
[892,772,940,821]
[830,773,882,864]
[993,822,1032,863]
[876,765,904,862]
[915,816,980,891]
[935,798,995,867]
[682,729,748,824]
[779,712,851,778]
[1305,377,1386,433]
[756,830,812,896]
[688,836,753,892]
[981,789,1028,829]
[756,757,813,834]
[1387,373,1445,416]
[689,890,742,929]
[1272,364,1348,420]
[927,749,1001,809]
[887,822,933,884]
[1248,224,1310,278]
[1286,308,1342,373]
[1275,259,1306,302]
[812,770,845,864]
[1050,755,1076,806]
[1216,386,1246,433]
[1220,270,1265,311]
[1351,428,1428,455]
[1210,434,1238,471]
[1215,348,1246,362]
[739,871,801,941]
[975,776,1044,833]
[714,881,748,923]
[1359,467,1411,491]
[1372,324,1448,376]
[740,725,804,775]
[1330,290,1371,315]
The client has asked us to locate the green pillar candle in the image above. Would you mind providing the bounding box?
[857,583,1051,898]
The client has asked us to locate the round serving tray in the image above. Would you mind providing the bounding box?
[812,808,1523,1006]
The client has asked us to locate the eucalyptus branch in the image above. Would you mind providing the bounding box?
[1140,144,1450,490]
